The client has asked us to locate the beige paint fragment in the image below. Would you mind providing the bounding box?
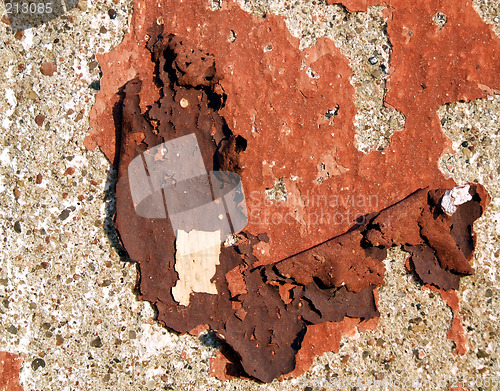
[171,230,221,306]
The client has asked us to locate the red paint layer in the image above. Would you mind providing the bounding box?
[0,352,24,391]
[428,286,468,355]
[91,0,499,264]
[285,317,361,378]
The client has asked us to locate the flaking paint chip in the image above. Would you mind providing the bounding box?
[172,230,221,306]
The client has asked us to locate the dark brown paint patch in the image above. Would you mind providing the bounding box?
[104,30,489,382]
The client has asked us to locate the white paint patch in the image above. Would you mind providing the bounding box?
[4,89,17,117]
[171,230,221,306]
[441,184,473,215]
[134,323,176,360]
[0,148,10,166]
[21,29,34,51]
[2,117,12,130]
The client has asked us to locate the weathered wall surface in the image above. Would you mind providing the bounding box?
[0,0,499,389]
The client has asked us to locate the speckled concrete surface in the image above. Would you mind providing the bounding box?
[0,0,499,390]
